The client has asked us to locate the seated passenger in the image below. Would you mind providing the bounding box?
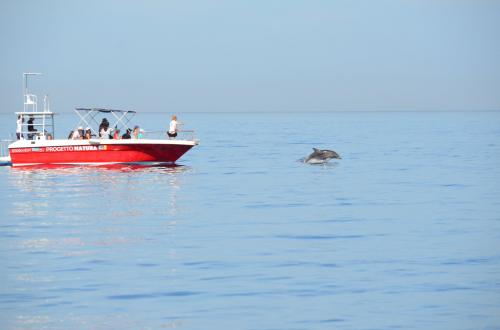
[113,128,121,139]
[84,128,92,139]
[132,125,140,139]
[71,127,84,140]
[122,128,132,139]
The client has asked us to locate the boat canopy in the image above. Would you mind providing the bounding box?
[74,107,137,136]
[75,108,136,114]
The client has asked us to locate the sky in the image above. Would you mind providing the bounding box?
[0,0,499,113]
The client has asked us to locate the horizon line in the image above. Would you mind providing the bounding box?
[1,109,499,115]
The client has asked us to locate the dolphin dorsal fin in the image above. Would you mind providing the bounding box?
[313,148,319,152]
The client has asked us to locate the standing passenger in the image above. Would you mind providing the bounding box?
[16,115,24,140]
[168,115,178,139]
[98,118,109,136]
[27,116,37,140]
[99,118,111,138]
[100,125,111,139]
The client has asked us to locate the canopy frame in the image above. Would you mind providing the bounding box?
[74,108,136,136]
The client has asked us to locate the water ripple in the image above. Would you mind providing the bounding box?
[275,234,364,240]
[107,291,201,300]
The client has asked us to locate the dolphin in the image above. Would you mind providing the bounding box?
[304,148,341,164]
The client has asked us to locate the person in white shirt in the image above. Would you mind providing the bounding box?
[71,127,84,140]
[100,126,112,139]
[168,115,178,139]
[98,118,111,139]
[16,115,24,140]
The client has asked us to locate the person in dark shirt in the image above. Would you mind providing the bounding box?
[122,128,132,139]
[27,116,37,140]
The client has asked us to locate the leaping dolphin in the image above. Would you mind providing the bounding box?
[304,148,341,164]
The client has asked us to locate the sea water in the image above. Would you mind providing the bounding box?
[0,111,499,330]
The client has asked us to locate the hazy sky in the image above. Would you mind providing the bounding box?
[1,0,499,112]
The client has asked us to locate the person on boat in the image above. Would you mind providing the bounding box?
[167,115,178,139]
[99,118,112,139]
[27,116,37,140]
[46,133,53,140]
[16,115,24,140]
[113,128,121,139]
[138,129,144,139]
[71,126,84,140]
[132,125,140,139]
[98,118,109,132]
[84,128,93,139]
[122,128,132,139]
[100,125,112,139]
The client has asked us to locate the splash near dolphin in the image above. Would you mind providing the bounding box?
[304,148,341,164]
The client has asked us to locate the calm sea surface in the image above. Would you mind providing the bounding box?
[0,111,499,329]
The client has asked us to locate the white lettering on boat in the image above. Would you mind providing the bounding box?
[12,145,103,153]
[45,145,99,152]
[74,145,99,151]
[10,148,32,153]
[45,146,74,152]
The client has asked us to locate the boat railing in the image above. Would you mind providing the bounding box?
[141,129,197,141]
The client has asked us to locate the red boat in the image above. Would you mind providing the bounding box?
[7,73,198,167]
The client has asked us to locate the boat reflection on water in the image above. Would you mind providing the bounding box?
[10,162,189,173]
[8,162,190,219]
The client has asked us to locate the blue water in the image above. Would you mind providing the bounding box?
[1,111,500,329]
